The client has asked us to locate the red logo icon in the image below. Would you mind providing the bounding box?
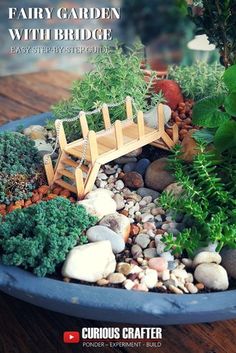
[63,331,80,344]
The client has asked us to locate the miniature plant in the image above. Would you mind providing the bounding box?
[159,144,236,257]
[52,42,159,141]
[168,62,226,101]
[187,0,236,67]
[192,64,236,152]
[0,132,42,204]
[0,198,97,277]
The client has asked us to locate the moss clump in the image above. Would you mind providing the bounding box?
[0,132,42,204]
[0,197,97,277]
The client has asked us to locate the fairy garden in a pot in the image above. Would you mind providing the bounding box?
[1,1,236,297]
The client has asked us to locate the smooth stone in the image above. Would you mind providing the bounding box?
[135,159,151,176]
[182,258,193,268]
[108,272,126,284]
[135,233,150,249]
[221,249,236,279]
[122,172,144,189]
[168,261,177,270]
[115,157,137,164]
[163,182,184,198]
[113,194,125,211]
[141,269,158,289]
[34,139,53,156]
[24,125,47,140]
[87,225,125,254]
[124,279,135,290]
[193,251,222,268]
[194,263,229,291]
[125,147,142,157]
[185,283,198,294]
[131,244,143,258]
[115,180,125,191]
[85,188,113,199]
[78,197,116,220]
[144,104,171,128]
[99,213,130,242]
[117,262,132,276]
[155,238,166,255]
[140,213,154,223]
[98,172,108,180]
[96,278,109,286]
[132,283,149,292]
[162,269,170,281]
[171,268,189,280]
[148,257,168,272]
[104,167,116,175]
[136,187,160,200]
[160,252,174,262]
[123,162,137,173]
[143,248,157,259]
[145,158,175,192]
[62,241,116,282]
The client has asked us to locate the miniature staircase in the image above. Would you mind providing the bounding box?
[44,97,179,199]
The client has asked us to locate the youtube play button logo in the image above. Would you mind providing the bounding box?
[63,331,80,344]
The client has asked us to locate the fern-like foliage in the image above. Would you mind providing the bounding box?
[159,143,236,256]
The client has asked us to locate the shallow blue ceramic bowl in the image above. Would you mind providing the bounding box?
[0,113,236,325]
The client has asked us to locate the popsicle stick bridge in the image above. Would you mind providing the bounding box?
[44,97,179,199]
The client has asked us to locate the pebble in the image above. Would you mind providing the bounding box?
[87,225,125,254]
[140,213,154,223]
[148,257,168,272]
[193,251,222,268]
[168,261,177,271]
[141,269,158,289]
[143,248,157,259]
[145,158,175,192]
[122,172,144,189]
[113,194,125,210]
[115,180,125,191]
[136,187,160,200]
[163,182,183,197]
[62,241,116,282]
[98,172,108,180]
[185,283,198,294]
[169,284,183,294]
[171,269,189,280]
[108,273,126,284]
[221,249,236,279]
[123,162,137,173]
[117,262,131,276]
[194,263,229,290]
[129,265,143,274]
[135,233,150,249]
[161,269,170,281]
[24,125,47,140]
[96,278,109,286]
[160,252,175,262]
[182,258,193,268]
[123,279,135,290]
[131,244,143,258]
[132,283,149,292]
[34,139,53,156]
[135,158,151,176]
[99,213,130,242]
[155,238,166,255]
[105,167,116,175]
[185,273,194,283]
[130,224,140,236]
[196,283,205,290]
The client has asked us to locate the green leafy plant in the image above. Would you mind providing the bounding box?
[192,64,236,152]
[52,43,159,141]
[0,198,97,277]
[187,0,236,67]
[159,144,236,257]
[0,132,42,204]
[168,62,226,101]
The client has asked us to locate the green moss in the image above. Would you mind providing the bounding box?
[0,197,97,277]
[0,132,42,204]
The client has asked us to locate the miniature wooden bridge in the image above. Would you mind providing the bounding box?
[44,97,178,199]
